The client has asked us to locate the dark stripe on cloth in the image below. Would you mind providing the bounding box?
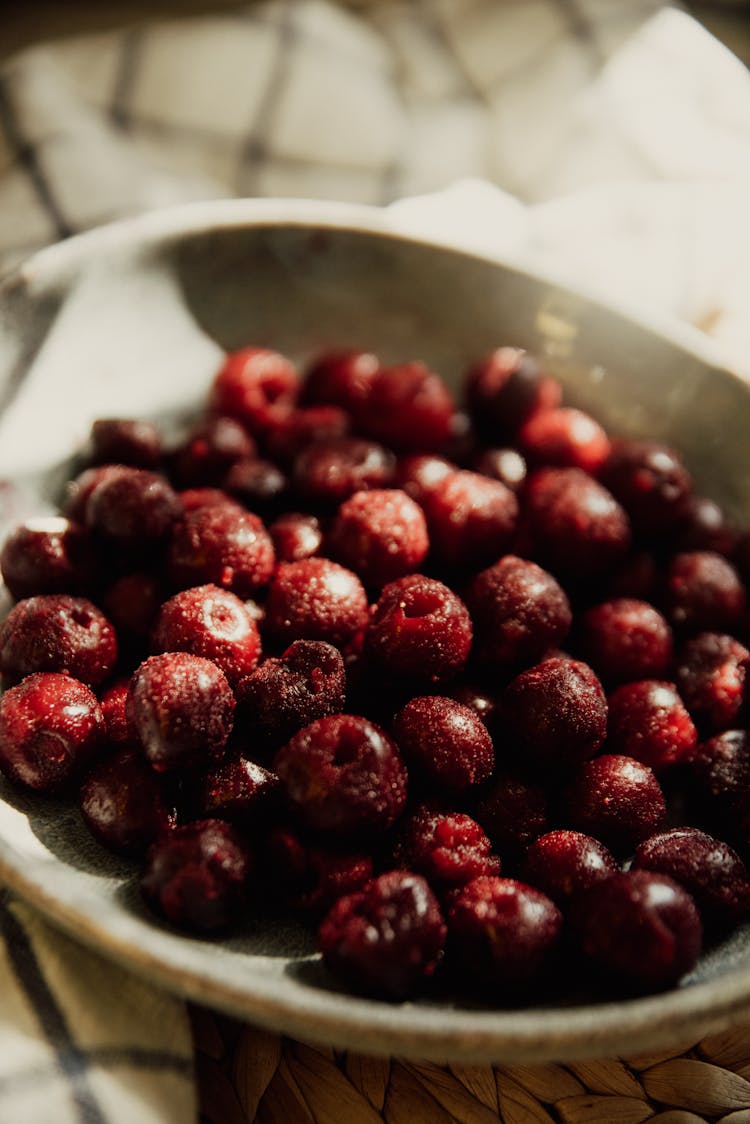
[110,27,144,129]
[0,899,107,1124]
[0,76,73,241]
[239,0,298,192]
[0,1049,192,1101]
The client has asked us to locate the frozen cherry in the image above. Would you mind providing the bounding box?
[265,558,368,648]
[178,487,245,515]
[475,773,550,855]
[633,827,750,933]
[265,405,350,465]
[1,518,96,601]
[86,466,181,546]
[89,418,163,469]
[563,754,666,852]
[447,876,562,993]
[525,467,631,580]
[200,756,280,825]
[663,551,746,633]
[268,512,322,562]
[0,672,104,791]
[99,679,131,743]
[421,470,518,571]
[168,506,275,597]
[63,464,123,524]
[80,747,173,856]
[690,729,750,833]
[394,807,501,892]
[141,819,250,933]
[577,598,673,685]
[223,458,288,516]
[394,454,454,505]
[265,824,372,916]
[607,680,697,772]
[522,830,618,908]
[359,361,456,453]
[602,438,693,541]
[127,652,235,771]
[675,632,749,734]
[472,447,527,491]
[319,870,445,1000]
[518,406,610,474]
[676,495,736,556]
[236,640,346,749]
[151,584,261,687]
[392,695,493,795]
[501,658,607,769]
[573,870,701,989]
[464,348,561,441]
[467,555,571,667]
[171,415,255,487]
[0,595,117,686]
[104,572,164,641]
[328,489,429,588]
[365,575,472,684]
[301,350,379,413]
[292,437,395,509]
[274,714,407,836]
[209,346,299,437]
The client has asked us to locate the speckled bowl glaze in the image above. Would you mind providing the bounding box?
[1,198,750,1063]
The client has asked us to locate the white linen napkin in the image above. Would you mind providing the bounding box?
[1,2,750,1122]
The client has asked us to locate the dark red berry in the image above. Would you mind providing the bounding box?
[0,672,104,791]
[292,437,395,509]
[525,467,631,579]
[475,773,550,855]
[501,658,607,769]
[268,512,322,563]
[603,550,659,602]
[171,416,255,486]
[178,487,245,515]
[467,555,572,667]
[1,518,96,601]
[168,506,275,597]
[676,495,736,556]
[127,652,235,771]
[573,870,701,989]
[223,458,288,516]
[472,447,527,491]
[104,572,164,640]
[690,730,750,833]
[274,714,407,836]
[602,438,693,540]
[141,819,250,933]
[633,827,750,933]
[209,347,299,437]
[151,584,261,687]
[394,454,454,505]
[328,489,429,588]
[301,350,379,413]
[447,682,498,727]
[80,747,174,856]
[447,876,562,993]
[99,679,131,743]
[521,830,618,908]
[0,595,117,687]
[663,551,746,633]
[607,680,697,772]
[264,405,350,465]
[518,407,610,474]
[200,756,280,825]
[236,640,346,748]
[465,348,561,441]
[86,466,181,545]
[392,695,493,795]
[394,807,501,891]
[89,418,163,469]
[359,361,455,453]
[265,558,368,648]
[577,598,673,685]
[365,575,472,684]
[265,824,372,916]
[675,632,749,734]
[319,870,445,1000]
[63,465,123,524]
[563,754,666,852]
[421,470,518,571]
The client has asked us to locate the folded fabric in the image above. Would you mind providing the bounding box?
[1,3,750,1123]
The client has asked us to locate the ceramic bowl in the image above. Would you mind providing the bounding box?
[1,198,750,1063]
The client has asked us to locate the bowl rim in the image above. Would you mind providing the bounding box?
[2,195,750,1063]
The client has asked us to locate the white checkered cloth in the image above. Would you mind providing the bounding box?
[2,2,750,1122]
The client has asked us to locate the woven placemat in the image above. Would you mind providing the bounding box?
[190,1006,750,1124]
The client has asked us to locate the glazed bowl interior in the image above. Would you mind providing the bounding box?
[1,198,750,1063]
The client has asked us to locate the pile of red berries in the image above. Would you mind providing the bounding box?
[2,343,750,1003]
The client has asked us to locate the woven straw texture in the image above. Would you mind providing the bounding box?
[191,1006,750,1124]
